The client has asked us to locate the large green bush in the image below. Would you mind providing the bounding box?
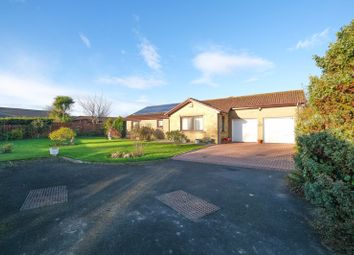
[8,128,24,140]
[293,21,354,253]
[113,117,126,138]
[166,130,188,143]
[104,117,126,139]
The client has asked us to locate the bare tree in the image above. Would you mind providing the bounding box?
[78,95,112,124]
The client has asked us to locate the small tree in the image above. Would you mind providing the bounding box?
[49,96,75,123]
[78,95,112,124]
[113,117,126,137]
[297,20,354,140]
[293,21,354,253]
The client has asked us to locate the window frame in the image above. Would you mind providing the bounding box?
[157,119,164,128]
[181,116,204,131]
[132,121,140,129]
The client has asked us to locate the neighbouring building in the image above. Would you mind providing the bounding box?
[126,90,306,144]
[0,107,49,118]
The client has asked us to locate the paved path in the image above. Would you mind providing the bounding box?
[0,159,329,255]
[174,143,295,171]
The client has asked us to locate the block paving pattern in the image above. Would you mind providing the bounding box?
[20,186,68,210]
[157,190,220,221]
[174,143,295,171]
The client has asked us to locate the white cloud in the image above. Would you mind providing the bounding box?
[97,75,165,89]
[138,38,161,71]
[0,72,79,109]
[79,33,91,48]
[192,51,273,86]
[293,28,330,50]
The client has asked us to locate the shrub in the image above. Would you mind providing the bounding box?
[1,143,13,153]
[0,117,52,125]
[291,21,354,252]
[166,130,188,143]
[31,119,48,138]
[129,126,140,140]
[294,132,354,252]
[153,129,165,140]
[104,117,126,139]
[113,117,126,138]
[287,169,305,194]
[9,128,24,140]
[136,126,154,141]
[49,127,76,146]
[104,118,114,134]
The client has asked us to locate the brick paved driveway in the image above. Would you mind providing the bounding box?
[173,143,295,171]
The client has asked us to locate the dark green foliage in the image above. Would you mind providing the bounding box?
[293,21,354,253]
[0,118,53,141]
[50,96,75,123]
[104,117,126,138]
[166,130,188,143]
[0,117,52,125]
[0,143,13,153]
[297,21,354,140]
[8,128,24,140]
[295,133,354,253]
[287,169,305,194]
[113,117,126,138]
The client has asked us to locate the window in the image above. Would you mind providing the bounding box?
[181,116,203,131]
[157,119,163,128]
[132,121,139,128]
[221,116,225,132]
[194,116,203,131]
[182,117,193,130]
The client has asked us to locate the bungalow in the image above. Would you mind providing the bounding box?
[125,90,306,144]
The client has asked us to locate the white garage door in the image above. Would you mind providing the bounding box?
[263,117,295,144]
[232,119,258,142]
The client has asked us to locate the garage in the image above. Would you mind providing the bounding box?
[232,119,258,142]
[263,117,295,144]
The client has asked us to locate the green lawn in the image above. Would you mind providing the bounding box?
[0,137,203,163]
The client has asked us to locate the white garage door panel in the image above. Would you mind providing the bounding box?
[264,117,295,144]
[232,119,258,142]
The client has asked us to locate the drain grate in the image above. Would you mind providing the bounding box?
[20,186,68,210]
[157,190,220,221]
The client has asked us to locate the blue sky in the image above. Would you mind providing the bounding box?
[0,0,353,115]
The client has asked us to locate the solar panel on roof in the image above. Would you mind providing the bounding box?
[133,103,179,115]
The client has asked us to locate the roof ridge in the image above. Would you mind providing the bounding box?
[203,89,304,102]
[0,106,48,111]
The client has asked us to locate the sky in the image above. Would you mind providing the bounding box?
[0,0,353,116]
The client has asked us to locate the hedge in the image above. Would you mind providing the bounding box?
[293,132,354,253]
[0,117,53,125]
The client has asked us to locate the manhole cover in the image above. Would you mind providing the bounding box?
[20,186,68,210]
[156,190,220,221]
